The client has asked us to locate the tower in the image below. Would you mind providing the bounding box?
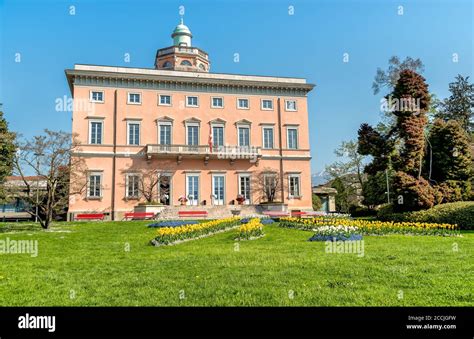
[154,18,210,72]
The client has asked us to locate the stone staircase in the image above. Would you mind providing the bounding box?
[157,205,265,219]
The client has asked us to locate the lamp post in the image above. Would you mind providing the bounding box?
[385,169,390,204]
[34,152,44,223]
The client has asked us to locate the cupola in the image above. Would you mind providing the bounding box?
[154,18,210,72]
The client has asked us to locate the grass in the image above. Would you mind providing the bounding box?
[0,221,472,306]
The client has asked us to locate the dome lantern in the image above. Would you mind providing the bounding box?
[171,18,193,47]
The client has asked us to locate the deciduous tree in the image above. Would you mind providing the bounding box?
[0,108,16,201]
[11,130,87,229]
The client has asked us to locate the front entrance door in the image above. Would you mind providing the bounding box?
[212,175,225,205]
[159,175,171,205]
[186,175,199,206]
[320,196,329,212]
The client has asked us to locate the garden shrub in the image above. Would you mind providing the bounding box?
[376,204,407,222]
[392,171,437,211]
[377,201,474,230]
[349,205,377,217]
[435,180,471,203]
[312,194,322,211]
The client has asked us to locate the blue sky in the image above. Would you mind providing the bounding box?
[1,0,472,174]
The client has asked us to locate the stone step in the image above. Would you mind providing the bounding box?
[157,205,265,219]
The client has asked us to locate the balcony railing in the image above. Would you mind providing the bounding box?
[157,46,209,60]
[147,144,209,155]
[146,144,262,161]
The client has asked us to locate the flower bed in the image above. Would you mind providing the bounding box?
[240,217,274,225]
[308,225,363,242]
[148,220,199,228]
[151,217,240,246]
[280,217,458,236]
[237,218,264,240]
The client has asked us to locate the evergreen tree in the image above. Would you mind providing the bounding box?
[331,177,352,213]
[361,171,391,208]
[429,119,472,182]
[437,75,474,134]
[391,70,431,176]
[428,119,473,201]
[357,123,394,175]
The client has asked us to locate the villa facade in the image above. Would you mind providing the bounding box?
[66,20,315,220]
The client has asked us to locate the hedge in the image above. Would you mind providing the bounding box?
[377,201,474,230]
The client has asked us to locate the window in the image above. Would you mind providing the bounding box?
[237,98,249,109]
[88,173,102,198]
[263,127,274,149]
[199,63,206,71]
[186,175,199,206]
[238,126,250,147]
[239,174,251,204]
[159,95,172,106]
[89,120,103,145]
[159,124,172,145]
[127,122,140,146]
[128,93,141,104]
[212,126,224,147]
[211,97,223,108]
[261,99,273,110]
[289,175,301,197]
[287,128,298,149]
[162,61,172,68]
[212,174,225,205]
[181,60,192,66]
[285,100,297,111]
[186,125,199,146]
[186,96,199,107]
[90,91,104,103]
[126,174,140,199]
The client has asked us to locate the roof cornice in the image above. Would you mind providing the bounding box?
[65,65,315,97]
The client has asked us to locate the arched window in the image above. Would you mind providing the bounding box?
[162,61,171,68]
[199,63,206,71]
[180,60,192,66]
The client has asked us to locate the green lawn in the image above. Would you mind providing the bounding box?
[0,221,472,306]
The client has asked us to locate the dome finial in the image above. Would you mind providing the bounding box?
[180,16,184,25]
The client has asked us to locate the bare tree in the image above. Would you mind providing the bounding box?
[253,168,281,203]
[121,163,173,204]
[11,130,87,229]
[325,140,367,189]
[372,56,425,95]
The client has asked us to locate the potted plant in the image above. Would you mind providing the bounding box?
[236,194,245,205]
[178,195,188,205]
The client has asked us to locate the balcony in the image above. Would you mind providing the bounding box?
[146,144,261,164]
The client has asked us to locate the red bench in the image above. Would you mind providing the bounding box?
[75,213,105,221]
[178,211,208,218]
[123,212,156,220]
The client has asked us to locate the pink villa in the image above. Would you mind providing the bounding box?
[65,20,315,220]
